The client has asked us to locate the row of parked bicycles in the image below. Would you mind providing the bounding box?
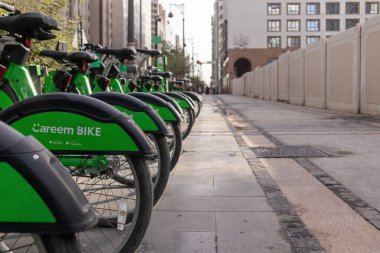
[0,3,202,253]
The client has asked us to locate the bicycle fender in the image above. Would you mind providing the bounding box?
[164,92,195,109]
[182,91,203,103]
[129,93,182,124]
[0,93,153,156]
[90,92,169,135]
[151,92,184,114]
[0,122,97,233]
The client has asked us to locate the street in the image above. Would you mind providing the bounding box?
[140,95,380,253]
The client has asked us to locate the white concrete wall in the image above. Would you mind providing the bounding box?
[270,61,279,102]
[289,48,305,106]
[254,67,260,98]
[264,64,271,100]
[278,52,290,102]
[305,38,327,109]
[249,71,255,98]
[326,25,361,113]
[232,77,244,96]
[258,67,265,99]
[229,14,380,116]
[361,14,380,115]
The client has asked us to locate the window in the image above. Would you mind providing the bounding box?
[307,36,320,44]
[287,36,301,48]
[326,2,340,14]
[287,3,300,15]
[346,2,360,14]
[326,19,340,31]
[307,3,320,15]
[346,19,360,29]
[366,2,379,14]
[268,36,281,48]
[287,20,300,31]
[307,20,320,31]
[268,3,281,15]
[268,20,281,32]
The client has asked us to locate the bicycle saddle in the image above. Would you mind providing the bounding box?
[139,75,163,82]
[0,12,58,40]
[174,81,185,86]
[136,49,162,57]
[67,51,98,64]
[152,71,172,79]
[177,79,190,83]
[96,48,136,61]
[150,75,163,82]
[40,50,97,64]
[40,50,66,63]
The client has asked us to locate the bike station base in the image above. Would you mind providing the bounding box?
[138,96,292,253]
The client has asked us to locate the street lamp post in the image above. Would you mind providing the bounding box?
[154,15,161,49]
[187,38,195,78]
[168,3,185,56]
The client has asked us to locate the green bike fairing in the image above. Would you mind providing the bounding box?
[147,103,177,122]
[4,62,38,99]
[114,105,159,132]
[11,112,139,152]
[0,162,55,223]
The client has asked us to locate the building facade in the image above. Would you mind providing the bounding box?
[213,0,380,82]
[151,0,168,49]
[111,0,129,48]
[130,0,152,49]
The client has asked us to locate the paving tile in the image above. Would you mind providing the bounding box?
[157,196,272,212]
[167,175,214,185]
[164,184,214,197]
[175,161,214,170]
[148,211,215,232]
[174,166,253,176]
[214,175,265,197]
[216,212,292,253]
[138,231,216,253]
[242,134,276,147]
[213,158,251,171]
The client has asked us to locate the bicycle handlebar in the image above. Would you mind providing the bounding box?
[0,2,14,12]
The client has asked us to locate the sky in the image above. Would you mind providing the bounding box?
[161,0,214,85]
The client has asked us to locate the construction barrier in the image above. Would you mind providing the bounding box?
[228,15,380,115]
[289,48,305,106]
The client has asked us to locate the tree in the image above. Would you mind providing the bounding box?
[161,41,190,79]
[6,0,77,67]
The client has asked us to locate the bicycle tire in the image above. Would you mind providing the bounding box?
[167,122,183,171]
[62,155,153,253]
[0,233,80,253]
[148,134,170,205]
[181,108,195,140]
[37,234,81,253]
[195,100,202,118]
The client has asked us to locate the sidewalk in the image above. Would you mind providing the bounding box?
[216,95,380,253]
[138,96,292,253]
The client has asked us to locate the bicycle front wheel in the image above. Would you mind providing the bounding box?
[180,108,195,140]
[166,122,183,171]
[60,154,153,253]
[0,233,80,253]
[147,134,170,205]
